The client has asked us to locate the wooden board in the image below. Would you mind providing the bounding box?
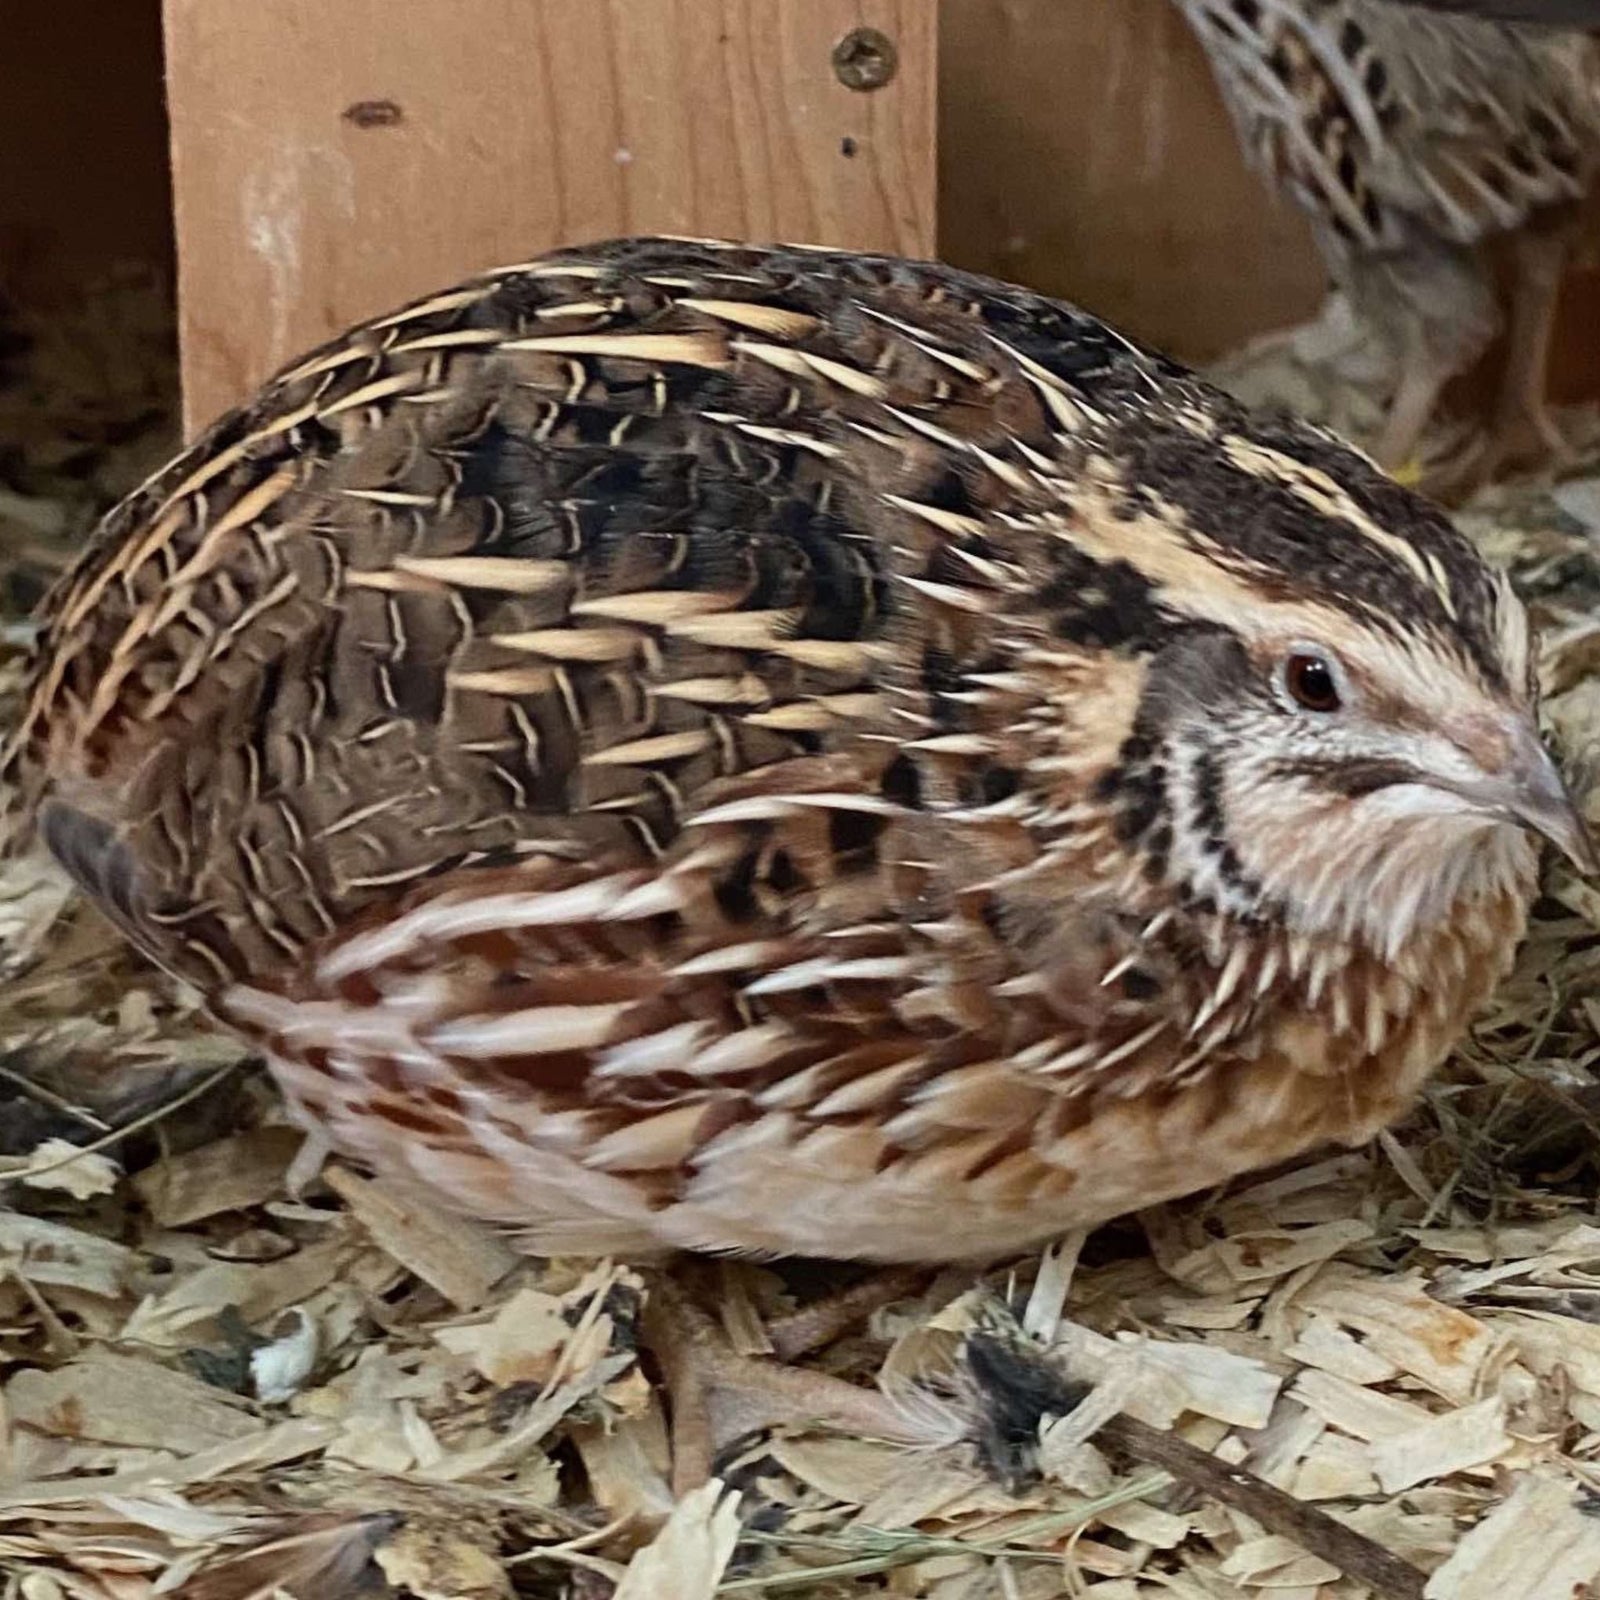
[163,0,936,430]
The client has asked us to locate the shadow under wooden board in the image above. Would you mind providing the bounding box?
[0,2,172,311]
[162,0,937,431]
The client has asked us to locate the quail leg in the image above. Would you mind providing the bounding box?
[641,1272,937,1495]
[1422,217,1579,501]
[1373,326,1457,481]
[1478,220,1577,481]
[766,1266,930,1360]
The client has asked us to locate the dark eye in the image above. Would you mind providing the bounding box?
[1283,652,1342,712]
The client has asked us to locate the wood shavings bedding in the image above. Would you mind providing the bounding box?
[4,280,1600,1600]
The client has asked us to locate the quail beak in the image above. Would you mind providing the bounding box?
[1497,722,1599,877]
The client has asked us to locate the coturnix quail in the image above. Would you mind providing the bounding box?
[5,237,1591,1483]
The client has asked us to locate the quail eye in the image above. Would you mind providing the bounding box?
[1282,652,1342,713]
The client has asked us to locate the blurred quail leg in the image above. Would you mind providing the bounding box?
[1481,218,1578,478]
[1376,327,1457,479]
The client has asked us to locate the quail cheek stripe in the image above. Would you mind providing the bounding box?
[0,236,1553,1262]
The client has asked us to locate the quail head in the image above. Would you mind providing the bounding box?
[5,237,1593,1268]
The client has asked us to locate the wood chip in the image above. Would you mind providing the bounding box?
[1219,1534,1341,1587]
[1296,1268,1495,1405]
[1290,1368,1437,1441]
[323,1166,516,1310]
[1169,1220,1376,1294]
[5,1351,261,1454]
[612,1479,741,1600]
[1293,1433,1381,1501]
[118,1229,391,1348]
[0,1213,135,1299]
[1054,1323,1282,1430]
[11,1139,120,1200]
[1369,1397,1512,1493]
[1287,1313,1402,1385]
[1422,1472,1600,1599]
[433,1286,573,1386]
[569,1409,674,1524]
[374,1524,512,1600]
[1508,1309,1600,1400]
[131,1126,302,1225]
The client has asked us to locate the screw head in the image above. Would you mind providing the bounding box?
[832,27,898,92]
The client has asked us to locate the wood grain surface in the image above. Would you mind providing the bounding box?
[939,0,1328,366]
[163,0,936,429]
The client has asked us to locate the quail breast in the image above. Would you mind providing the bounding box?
[3,237,1587,1262]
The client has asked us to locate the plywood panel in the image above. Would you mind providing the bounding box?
[939,0,1326,366]
[163,0,936,429]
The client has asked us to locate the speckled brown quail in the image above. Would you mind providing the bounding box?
[3,237,1592,1482]
[1178,0,1600,489]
